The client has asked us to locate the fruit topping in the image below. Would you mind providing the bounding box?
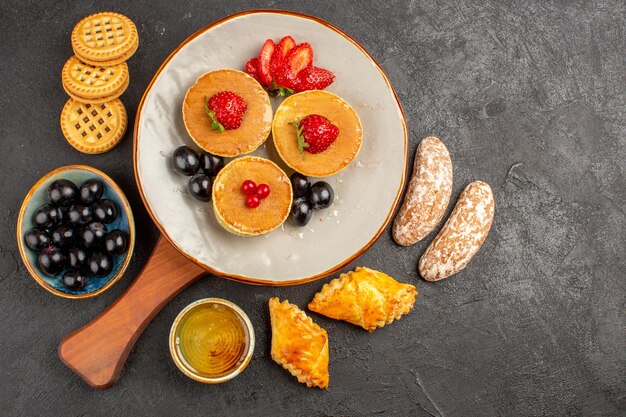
[172,146,200,176]
[24,228,51,251]
[50,225,76,249]
[257,39,275,87]
[242,180,258,195]
[283,43,313,79]
[68,246,89,270]
[33,204,61,229]
[205,91,247,132]
[245,57,259,80]
[270,36,296,78]
[308,181,335,209]
[290,114,339,156]
[79,179,104,204]
[48,179,78,206]
[245,36,334,95]
[245,194,261,208]
[104,230,128,256]
[188,173,213,202]
[199,152,225,177]
[88,252,113,277]
[290,197,313,227]
[81,222,108,249]
[257,184,271,199]
[63,269,88,290]
[293,66,335,92]
[289,172,310,198]
[92,200,117,224]
[38,245,66,276]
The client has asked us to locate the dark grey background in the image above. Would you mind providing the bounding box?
[1,1,624,416]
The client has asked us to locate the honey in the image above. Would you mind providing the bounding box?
[172,300,252,380]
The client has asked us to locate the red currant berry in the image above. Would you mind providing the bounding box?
[245,194,260,208]
[242,180,257,195]
[257,183,271,199]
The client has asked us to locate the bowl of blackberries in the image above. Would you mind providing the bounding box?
[16,165,135,298]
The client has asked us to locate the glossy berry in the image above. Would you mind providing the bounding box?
[245,57,259,81]
[57,206,69,224]
[172,146,200,176]
[257,184,271,199]
[48,179,78,206]
[188,174,213,202]
[293,66,335,92]
[66,205,93,227]
[199,152,225,177]
[50,225,76,249]
[104,230,128,256]
[290,197,313,227]
[81,222,108,249]
[63,269,88,290]
[79,179,104,204]
[38,246,66,276]
[290,172,310,198]
[24,228,51,251]
[256,39,275,87]
[245,194,261,208]
[88,252,113,277]
[308,181,334,209]
[33,204,61,229]
[295,114,339,154]
[207,91,248,131]
[92,200,117,224]
[68,246,89,270]
[242,180,257,195]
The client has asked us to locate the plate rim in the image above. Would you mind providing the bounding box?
[133,9,408,286]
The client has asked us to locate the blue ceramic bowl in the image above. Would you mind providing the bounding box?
[16,165,135,299]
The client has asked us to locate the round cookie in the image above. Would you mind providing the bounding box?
[71,12,138,65]
[62,55,129,101]
[60,98,127,154]
[63,75,129,104]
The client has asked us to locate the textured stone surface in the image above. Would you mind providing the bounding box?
[1,1,624,416]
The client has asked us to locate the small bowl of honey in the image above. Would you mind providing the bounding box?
[169,298,255,384]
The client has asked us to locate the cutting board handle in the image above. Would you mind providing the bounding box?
[58,236,206,389]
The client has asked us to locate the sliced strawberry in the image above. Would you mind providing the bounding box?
[274,65,297,89]
[245,57,259,80]
[283,43,313,78]
[270,36,296,79]
[257,39,275,87]
[293,66,335,92]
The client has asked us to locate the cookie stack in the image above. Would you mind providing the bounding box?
[60,12,138,154]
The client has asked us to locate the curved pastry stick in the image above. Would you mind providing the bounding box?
[419,181,495,281]
[393,136,453,246]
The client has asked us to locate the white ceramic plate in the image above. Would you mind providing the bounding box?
[134,11,407,284]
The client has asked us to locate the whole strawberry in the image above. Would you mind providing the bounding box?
[293,66,335,92]
[290,114,339,155]
[205,91,247,132]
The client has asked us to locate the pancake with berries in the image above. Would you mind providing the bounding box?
[183,69,272,157]
[272,90,362,177]
[212,156,292,237]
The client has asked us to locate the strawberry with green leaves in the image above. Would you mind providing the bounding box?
[205,91,247,132]
[290,114,339,157]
